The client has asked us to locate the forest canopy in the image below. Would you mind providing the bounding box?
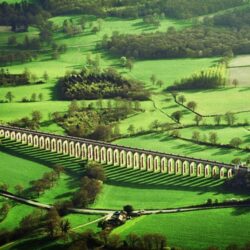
[102,26,250,59]
[58,67,150,100]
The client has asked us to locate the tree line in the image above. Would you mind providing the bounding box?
[167,65,226,91]
[36,0,246,19]
[102,25,250,59]
[0,1,50,32]
[0,68,29,86]
[206,5,250,29]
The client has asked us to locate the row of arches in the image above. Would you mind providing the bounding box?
[0,129,234,179]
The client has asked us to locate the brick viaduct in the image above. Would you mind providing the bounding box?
[0,125,242,179]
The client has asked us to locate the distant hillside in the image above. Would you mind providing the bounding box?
[37,0,247,18]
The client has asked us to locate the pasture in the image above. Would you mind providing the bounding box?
[115,133,250,163]
[180,87,250,115]
[113,208,250,250]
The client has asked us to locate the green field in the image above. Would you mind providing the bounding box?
[229,55,250,86]
[115,133,249,164]
[113,208,250,250]
[0,150,50,192]
[180,87,250,115]
[0,4,250,250]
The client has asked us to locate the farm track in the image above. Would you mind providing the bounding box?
[1,190,250,216]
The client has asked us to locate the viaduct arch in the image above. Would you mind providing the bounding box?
[0,125,243,179]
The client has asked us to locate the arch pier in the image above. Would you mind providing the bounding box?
[0,125,241,180]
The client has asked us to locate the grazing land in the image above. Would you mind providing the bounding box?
[0,1,250,249]
[113,208,250,250]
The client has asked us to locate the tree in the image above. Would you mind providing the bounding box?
[126,59,134,71]
[194,115,202,126]
[177,95,186,104]
[68,100,79,115]
[31,93,37,102]
[31,111,42,124]
[14,184,24,196]
[5,91,14,102]
[232,79,239,88]
[123,205,134,215]
[43,71,49,81]
[192,131,200,142]
[120,56,127,67]
[38,93,43,102]
[187,101,197,111]
[46,208,61,238]
[224,112,236,126]
[150,120,160,130]
[92,125,112,141]
[0,183,8,192]
[229,137,242,148]
[127,124,135,135]
[171,111,183,123]
[60,219,71,241]
[214,115,222,126]
[85,162,106,181]
[72,189,89,208]
[8,36,17,46]
[96,99,103,109]
[150,74,157,85]
[141,233,167,250]
[156,80,164,88]
[0,203,10,217]
[171,129,181,138]
[53,164,65,178]
[209,132,218,144]
[113,124,120,137]
[31,74,37,83]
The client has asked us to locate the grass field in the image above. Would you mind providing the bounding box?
[178,126,250,149]
[115,133,249,164]
[180,87,250,115]
[0,150,50,192]
[229,55,250,86]
[113,208,250,250]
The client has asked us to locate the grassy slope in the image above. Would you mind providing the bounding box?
[0,150,50,192]
[113,208,250,250]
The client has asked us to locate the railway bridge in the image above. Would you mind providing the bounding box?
[0,125,243,179]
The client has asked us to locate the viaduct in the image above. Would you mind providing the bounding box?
[0,125,243,179]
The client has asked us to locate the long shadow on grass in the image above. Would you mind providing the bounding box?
[8,236,69,250]
[1,139,249,199]
[0,139,86,190]
[103,164,249,197]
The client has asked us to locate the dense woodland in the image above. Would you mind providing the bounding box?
[103,26,250,59]
[37,0,246,18]
[167,66,226,91]
[211,6,250,28]
[0,2,50,31]
[59,68,150,100]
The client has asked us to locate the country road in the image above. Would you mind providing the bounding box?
[1,190,250,216]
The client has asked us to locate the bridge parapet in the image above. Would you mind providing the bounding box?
[0,125,238,179]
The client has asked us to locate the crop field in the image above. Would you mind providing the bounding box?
[229,55,250,86]
[113,208,250,250]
